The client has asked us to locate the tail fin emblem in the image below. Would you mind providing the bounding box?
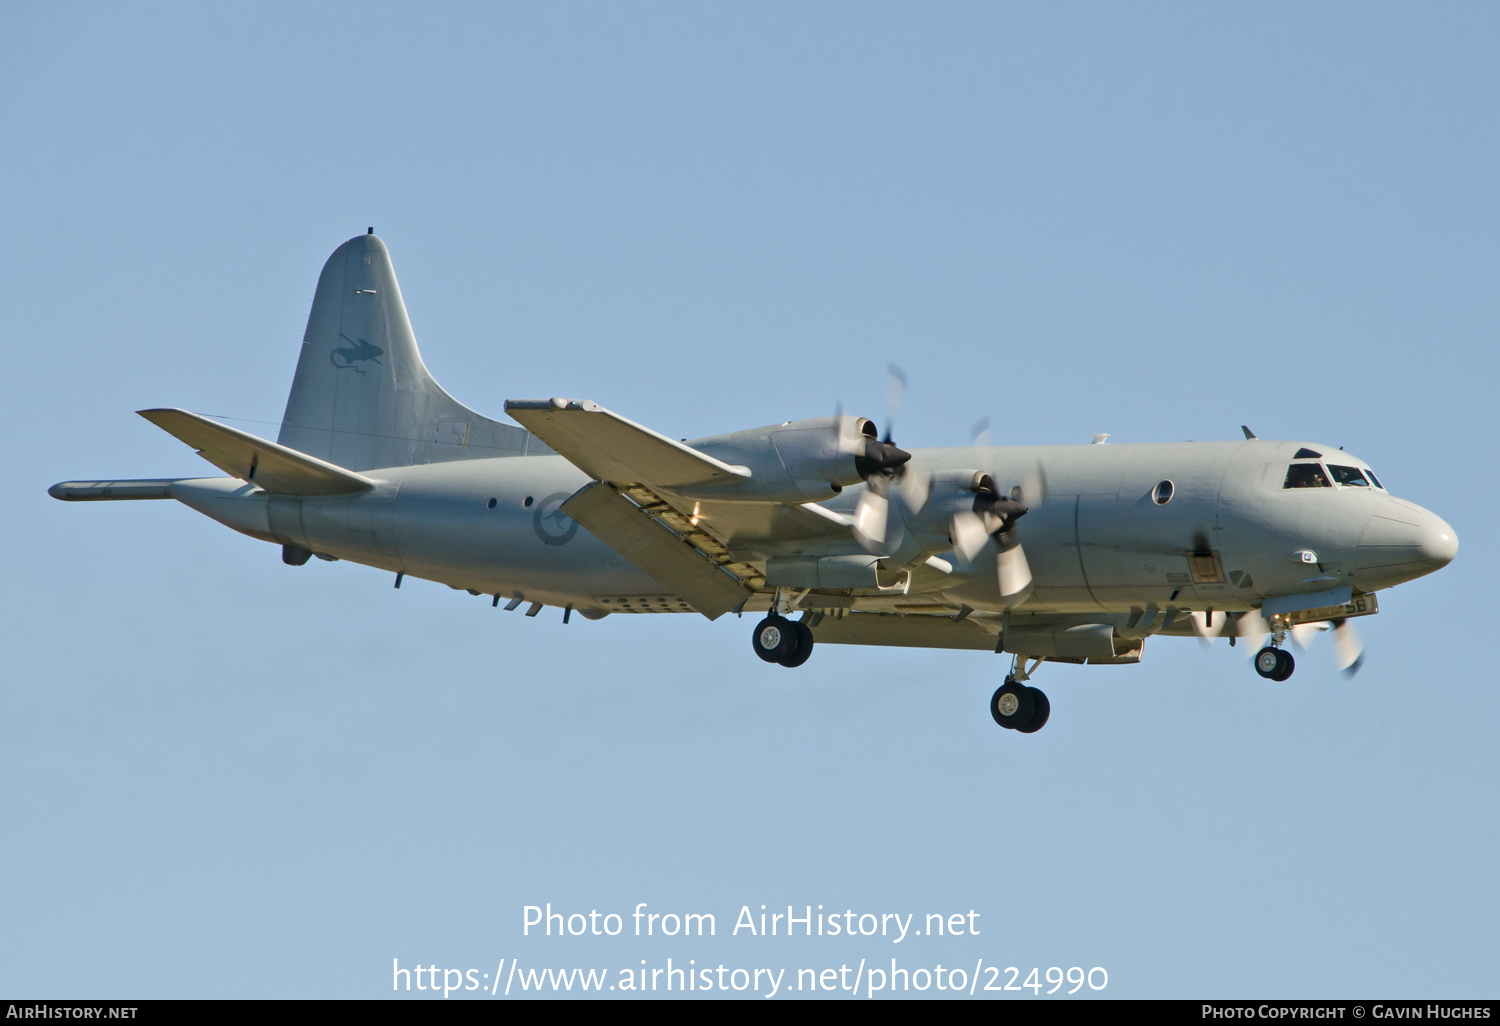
[330,333,384,374]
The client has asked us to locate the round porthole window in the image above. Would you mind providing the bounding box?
[523,495,534,508]
[486,497,498,509]
[1152,480,1174,505]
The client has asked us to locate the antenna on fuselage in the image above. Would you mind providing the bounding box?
[1242,425,1257,439]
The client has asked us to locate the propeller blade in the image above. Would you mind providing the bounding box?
[1019,460,1048,511]
[1236,612,1272,654]
[996,537,1032,600]
[852,489,889,554]
[971,417,991,448]
[1332,618,1365,678]
[896,468,931,514]
[1235,610,1271,656]
[1289,621,1325,651]
[950,511,990,565]
[1189,610,1218,649]
[884,363,908,442]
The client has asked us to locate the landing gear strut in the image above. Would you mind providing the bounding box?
[991,655,1051,733]
[752,615,814,668]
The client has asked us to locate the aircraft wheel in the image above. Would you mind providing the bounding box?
[778,621,815,668]
[990,678,1036,729]
[1254,647,1282,679]
[753,616,795,664]
[1016,687,1051,733]
[1271,648,1295,681]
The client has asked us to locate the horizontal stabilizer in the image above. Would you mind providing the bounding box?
[506,399,749,490]
[49,479,177,501]
[138,409,375,496]
[561,481,750,619]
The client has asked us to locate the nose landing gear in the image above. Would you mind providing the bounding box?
[1254,645,1295,681]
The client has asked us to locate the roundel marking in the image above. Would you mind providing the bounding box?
[533,491,581,546]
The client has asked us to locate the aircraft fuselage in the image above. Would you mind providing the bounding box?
[167,436,1455,620]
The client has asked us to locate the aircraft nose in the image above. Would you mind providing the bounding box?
[1418,512,1459,567]
[1355,499,1458,582]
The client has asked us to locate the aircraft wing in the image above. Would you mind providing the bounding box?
[504,399,750,489]
[509,398,861,618]
[138,408,376,496]
[506,398,852,549]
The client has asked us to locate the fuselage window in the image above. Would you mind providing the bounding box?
[1294,447,1322,460]
[1328,465,1370,487]
[1284,463,1331,489]
[1152,480,1174,505]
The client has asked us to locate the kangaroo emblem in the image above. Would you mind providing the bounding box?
[330,333,384,374]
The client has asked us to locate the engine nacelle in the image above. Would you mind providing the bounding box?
[684,415,906,503]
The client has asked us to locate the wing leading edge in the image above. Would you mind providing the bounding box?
[504,399,750,489]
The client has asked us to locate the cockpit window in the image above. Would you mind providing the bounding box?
[1328,465,1370,487]
[1294,447,1322,459]
[1284,463,1331,489]
[1365,469,1383,489]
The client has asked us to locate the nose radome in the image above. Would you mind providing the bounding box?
[1419,513,1458,567]
[1356,499,1458,582]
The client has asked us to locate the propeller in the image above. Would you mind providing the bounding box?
[950,472,1033,599]
[1229,610,1363,677]
[852,365,916,555]
[1284,617,1365,677]
[852,364,912,481]
[850,368,1038,604]
[884,363,907,444]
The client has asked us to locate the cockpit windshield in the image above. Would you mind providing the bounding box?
[1284,464,1331,489]
[1328,465,1370,487]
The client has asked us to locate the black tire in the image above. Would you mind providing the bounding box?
[752,616,795,663]
[1271,648,1295,681]
[1016,687,1051,733]
[1254,646,1281,679]
[990,679,1035,729]
[779,621,815,668]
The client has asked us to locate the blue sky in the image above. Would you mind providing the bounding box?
[2,1,1495,999]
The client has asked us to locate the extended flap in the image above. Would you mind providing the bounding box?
[561,481,750,619]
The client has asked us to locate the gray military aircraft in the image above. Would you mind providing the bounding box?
[51,231,1458,733]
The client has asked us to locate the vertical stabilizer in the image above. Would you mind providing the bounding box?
[278,232,540,470]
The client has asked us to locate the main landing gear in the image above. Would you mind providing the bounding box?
[991,656,1050,733]
[752,615,814,668]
